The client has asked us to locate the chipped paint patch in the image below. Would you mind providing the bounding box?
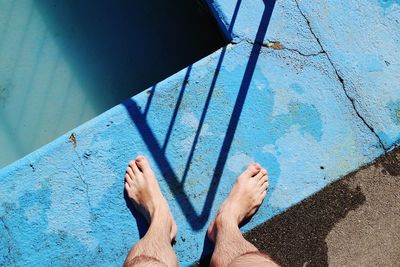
[227,153,254,174]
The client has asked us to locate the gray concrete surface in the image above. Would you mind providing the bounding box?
[245,147,400,267]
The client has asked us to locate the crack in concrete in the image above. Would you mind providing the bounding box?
[72,149,92,210]
[228,5,386,151]
[231,38,324,57]
[259,39,324,57]
[293,0,387,151]
[0,216,15,266]
[280,46,324,57]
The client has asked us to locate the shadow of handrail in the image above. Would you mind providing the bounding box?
[162,65,192,152]
[123,0,276,229]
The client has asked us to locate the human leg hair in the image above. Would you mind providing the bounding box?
[123,216,177,267]
[123,156,178,267]
[207,163,280,267]
[209,213,259,266]
[124,255,166,267]
[228,251,280,267]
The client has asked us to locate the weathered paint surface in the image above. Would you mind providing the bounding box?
[1,0,400,266]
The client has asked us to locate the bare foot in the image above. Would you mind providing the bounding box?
[125,155,177,242]
[207,163,268,242]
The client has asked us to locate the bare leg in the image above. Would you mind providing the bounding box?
[207,163,281,267]
[123,156,178,267]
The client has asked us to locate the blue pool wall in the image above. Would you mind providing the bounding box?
[1,0,400,266]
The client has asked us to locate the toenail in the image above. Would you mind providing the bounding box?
[253,163,261,170]
[136,156,144,162]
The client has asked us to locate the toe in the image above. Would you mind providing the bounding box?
[261,168,267,176]
[258,174,268,185]
[125,173,133,184]
[260,181,268,192]
[126,166,135,179]
[129,159,141,176]
[245,163,261,177]
[135,155,154,176]
[254,168,267,180]
[124,181,130,191]
[258,175,268,185]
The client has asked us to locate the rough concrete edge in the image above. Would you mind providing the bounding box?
[203,0,232,41]
[0,0,234,174]
[215,145,397,267]
[194,143,389,266]
[240,146,400,267]
[0,42,226,176]
[0,91,149,176]
[251,140,400,228]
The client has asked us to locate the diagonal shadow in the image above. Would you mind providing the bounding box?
[123,0,276,229]
[180,47,226,185]
[162,65,192,152]
[169,0,242,184]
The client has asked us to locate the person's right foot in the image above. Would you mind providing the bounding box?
[125,155,177,242]
[207,163,268,242]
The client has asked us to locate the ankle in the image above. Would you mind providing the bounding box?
[147,198,166,220]
[149,206,169,224]
[148,218,172,240]
[215,211,239,230]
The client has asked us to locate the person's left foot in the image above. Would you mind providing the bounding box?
[125,155,177,242]
[207,163,268,242]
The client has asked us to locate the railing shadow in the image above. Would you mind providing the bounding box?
[123,0,277,231]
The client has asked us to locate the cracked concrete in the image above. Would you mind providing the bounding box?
[262,42,324,57]
[227,0,389,151]
[72,163,92,210]
[234,38,324,57]
[72,147,92,210]
[0,217,14,266]
[291,0,400,149]
[294,0,387,151]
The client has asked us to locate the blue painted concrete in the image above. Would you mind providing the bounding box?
[1,0,400,266]
[294,0,400,149]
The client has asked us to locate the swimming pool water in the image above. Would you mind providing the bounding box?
[0,0,226,168]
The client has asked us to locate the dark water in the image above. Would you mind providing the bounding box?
[0,0,227,168]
